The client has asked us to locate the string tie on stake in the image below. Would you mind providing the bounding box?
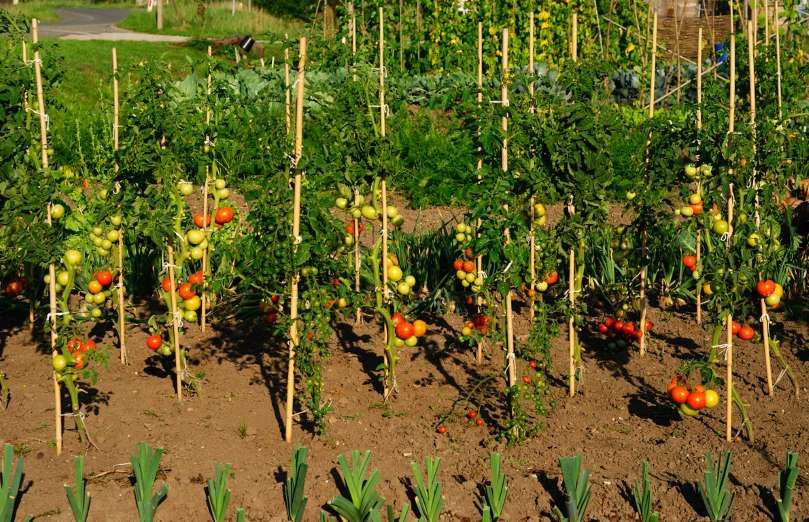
[172,311,184,329]
[501,261,513,274]
[504,352,515,377]
[760,312,771,323]
[774,368,787,386]
[369,103,391,116]
[713,343,730,360]
[113,181,121,194]
[46,311,71,322]
[721,232,730,242]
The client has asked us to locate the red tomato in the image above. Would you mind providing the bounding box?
[522,375,531,384]
[465,247,473,259]
[644,320,653,332]
[67,338,81,352]
[178,282,196,300]
[95,271,114,287]
[85,340,96,351]
[465,296,474,305]
[214,207,235,225]
[737,324,755,341]
[756,279,775,298]
[667,377,678,394]
[395,321,415,340]
[307,332,314,342]
[475,418,485,427]
[731,321,741,335]
[194,213,212,228]
[452,259,464,271]
[271,294,280,304]
[528,360,537,369]
[545,271,559,285]
[188,271,204,285]
[345,222,355,235]
[604,317,615,328]
[670,385,689,404]
[462,260,475,273]
[614,321,625,332]
[72,352,86,370]
[161,277,174,292]
[265,311,278,324]
[687,391,706,410]
[146,335,162,350]
[437,425,447,434]
[682,255,697,270]
[633,330,643,341]
[392,312,404,326]
[622,322,635,334]
[597,324,608,334]
[466,410,477,419]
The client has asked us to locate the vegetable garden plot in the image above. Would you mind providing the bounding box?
[0,3,807,520]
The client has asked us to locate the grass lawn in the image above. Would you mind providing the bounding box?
[119,2,305,39]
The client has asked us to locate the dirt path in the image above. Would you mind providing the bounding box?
[38,7,189,42]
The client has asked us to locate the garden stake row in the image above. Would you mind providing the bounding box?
[112,47,128,364]
[747,21,774,397]
[285,37,307,443]
[639,12,658,357]
[568,12,579,397]
[379,8,392,399]
[726,35,736,442]
[32,18,62,455]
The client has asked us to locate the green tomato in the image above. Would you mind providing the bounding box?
[397,282,411,295]
[335,197,348,209]
[537,281,548,292]
[405,275,416,287]
[91,236,103,247]
[184,295,201,311]
[64,249,82,267]
[98,248,111,257]
[679,403,699,417]
[106,230,120,242]
[456,270,466,280]
[344,235,354,246]
[53,354,68,372]
[388,266,403,282]
[183,310,198,322]
[465,272,476,283]
[158,344,172,356]
[405,335,418,347]
[214,179,227,190]
[51,203,65,220]
[455,232,466,242]
[110,214,123,227]
[90,308,102,318]
[684,164,698,177]
[393,337,405,347]
[191,247,205,260]
[187,229,205,245]
[350,208,362,219]
[217,188,230,199]
[680,206,694,217]
[747,233,760,247]
[361,205,378,220]
[101,239,113,250]
[93,293,106,305]
[92,226,103,236]
[97,188,108,201]
[712,220,729,235]
[56,271,70,286]
[386,206,399,219]
[178,182,194,196]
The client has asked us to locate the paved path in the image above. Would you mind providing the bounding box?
[39,7,189,42]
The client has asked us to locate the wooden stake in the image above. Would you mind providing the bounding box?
[285,38,307,443]
[748,21,774,396]
[529,196,536,321]
[112,48,127,364]
[167,246,182,401]
[156,0,163,30]
[501,29,516,388]
[774,1,782,119]
[398,0,404,71]
[284,44,291,137]
[353,188,361,324]
[350,2,357,81]
[568,248,576,397]
[765,0,770,47]
[648,14,658,118]
[379,6,389,296]
[571,13,578,62]
[202,45,212,333]
[33,20,61,454]
[696,28,703,326]
[726,314,734,442]
[528,12,535,108]
[475,22,484,365]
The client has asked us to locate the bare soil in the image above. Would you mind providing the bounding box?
[1,291,807,521]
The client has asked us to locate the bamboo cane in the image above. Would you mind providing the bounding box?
[284,42,291,137]
[167,246,182,401]
[378,9,391,396]
[774,1,782,119]
[285,37,307,444]
[765,0,770,47]
[639,13,657,356]
[202,45,212,333]
[112,48,127,364]
[528,13,536,321]
[726,313,734,442]
[475,22,484,365]
[568,248,576,397]
[350,2,357,81]
[696,28,703,326]
[747,21,774,396]
[353,188,361,324]
[33,19,61,455]
[502,29,516,389]
[571,13,578,62]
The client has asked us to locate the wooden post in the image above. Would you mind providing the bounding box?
[353,189,361,324]
[528,11,535,105]
[284,43,291,137]
[285,38,307,444]
[398,0,404,71]
[201,45,212,333]
[528,12,536,321]
[748,21,774,396]
[33,19,61,455]
[167,246,182,401]
[379,9,391,397]
[112,48,127,364]
[502,29,516,388]
[568,249,576,397]
[639,13,657,356]
[696,28,703,326]
[475,22,484,365]
[764,0,770,46]
[774,1,782,119]
[157,0,163,30]
[726,313,734,442]
[350,2,357,81]
[571,13,578,62]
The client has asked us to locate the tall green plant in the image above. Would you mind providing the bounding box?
[0,444,24,522]
[631,461,658,522]
[775,452,799,522]
[130,442,169,522]
[411,457,442,522]
[552,454,591,522]
[481,453,507,522]
[697,451,734,522]
[206,464,233,522]
[64,456,91,522]
[284,447,309,522]
[327,450,384,521]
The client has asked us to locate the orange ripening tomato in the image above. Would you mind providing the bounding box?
[462,260,475,273]
[737,324,755,341]
[161,277,174,292]
[194,213,213,228]
[756,279,775,298]
[731,321,741,335]
[214,207,234,225]
[689,202,703,215]
[413,320,427,337]
[545,271,559,285]
[188,271,204,285]
[670,385,689,404]
[452,259,464,271]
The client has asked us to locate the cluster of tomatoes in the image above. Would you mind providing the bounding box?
[681,254,700,278]
[260,294,281,325]
[461,314,490,336]
[595,317,652,346]
[532,202,547,227]
[88,213,121,260]
[683,163,714,180]
[157,271,204,329]
[342,221,365,247]
[675,192,704,218]
[756,278,784,309]
[453,222,474,244]
[84,270,115,318]
[181,179,236,261]
[387,255,417,296]
[193,207,234,228]
[3,276,26,297]
[145,332,173,357]
[452,249,483,293]
[730,321,756,341]
[335,194,404,227]
[667,377,719,417]
[465,410,486,428]
[52,337,97,372]
[392,312,427,347]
